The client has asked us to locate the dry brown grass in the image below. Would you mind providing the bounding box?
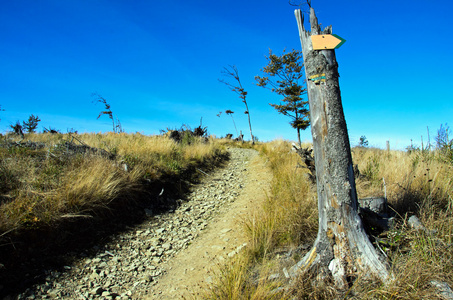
[0,132,227,236]
[206,142,453,299]
[246,140,317,259]
[350,147,453,299]
[204,255,290,300]
[205,140,318,299]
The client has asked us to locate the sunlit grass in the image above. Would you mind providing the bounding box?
[351,147,453,299]
[4,131,453,298]
[0,132,227,235]
[206,141,453,299]
[206,140,318,299]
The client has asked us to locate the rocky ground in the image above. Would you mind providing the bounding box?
[9,147,272,299]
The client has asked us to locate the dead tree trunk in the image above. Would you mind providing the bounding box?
[290,8,391,288]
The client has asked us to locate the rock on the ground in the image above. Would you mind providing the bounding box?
[14,148,256,300]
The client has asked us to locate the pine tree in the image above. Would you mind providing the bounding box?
[256,49,308,146]
[22,114,41,133]
[359,135,369,147]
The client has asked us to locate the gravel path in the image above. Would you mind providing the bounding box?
[14,148,269,300]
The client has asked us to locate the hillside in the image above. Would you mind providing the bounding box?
[2,134,453,299]
[5,147,270,299]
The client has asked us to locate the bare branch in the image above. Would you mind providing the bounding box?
[219,65,254,143]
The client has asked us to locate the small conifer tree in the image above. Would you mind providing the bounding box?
[256,49,308,146]
[22,114,41,133]
[359,135,369,147]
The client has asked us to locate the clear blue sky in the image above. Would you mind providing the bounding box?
[1,0,452,149]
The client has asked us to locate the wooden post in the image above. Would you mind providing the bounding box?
[291,8,390,288]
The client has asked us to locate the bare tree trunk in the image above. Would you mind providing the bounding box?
[297,127,301,147]
[219,65,254,144]
[229,115,239,138]
[295,109,302,147]
[290,7,391,288]
[244,103,254,144]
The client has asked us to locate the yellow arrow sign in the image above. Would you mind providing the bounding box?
[311,34,346,50]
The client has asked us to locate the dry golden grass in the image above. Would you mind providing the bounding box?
[206,142,453,299]
[246,140,317,259]
[4,132,452,298]
[350,147,453,299]
[205,140,318,299]
[204,255,289,300]
[0,132,227,236]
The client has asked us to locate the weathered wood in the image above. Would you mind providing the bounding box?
[292,144,316,183]
[291,8,391,288]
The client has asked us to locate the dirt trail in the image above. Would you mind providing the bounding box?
[9,148,272,300]
[147,149,272,299]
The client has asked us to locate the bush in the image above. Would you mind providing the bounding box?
[162,124,208,145]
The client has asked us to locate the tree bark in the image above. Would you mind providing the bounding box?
[290,8,391,288]
[244,103,254,144]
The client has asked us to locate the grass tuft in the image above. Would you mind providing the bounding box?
[207,142,453,299]
[206,140,318,299]
[0,132,227,236]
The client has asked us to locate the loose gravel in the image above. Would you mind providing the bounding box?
[13,148,257,300]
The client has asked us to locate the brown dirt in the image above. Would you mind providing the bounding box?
[147,150,272,299]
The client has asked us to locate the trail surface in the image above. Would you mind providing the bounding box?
[148,148,272,299]
[13,148,272,299]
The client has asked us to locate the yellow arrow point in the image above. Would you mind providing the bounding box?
[311,34,346,50]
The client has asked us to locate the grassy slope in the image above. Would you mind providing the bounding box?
[0,132,228,239]
[206,141,453,299]
[0,132,236,297]
[2,133,452,298]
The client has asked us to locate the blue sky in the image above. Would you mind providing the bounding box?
[1,0,452,149]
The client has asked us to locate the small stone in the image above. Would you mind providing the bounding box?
[227,250,237,258]
[149,237,162,245]
[155,228,165,234]
[211,245,225,251]
[104,280,112,288]
[162,243,172,251]
[91,286,104,295]
[47,291,59,299]
[101,291,111,297]
[89,272,100,281]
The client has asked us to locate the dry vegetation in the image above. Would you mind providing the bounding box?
[2,132,452,299]
[206,140,453,299]
[0,132,228,238]
[205,140,317,299]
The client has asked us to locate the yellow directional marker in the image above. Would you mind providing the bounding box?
[311,34,346,50]
[309,73,326,83]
